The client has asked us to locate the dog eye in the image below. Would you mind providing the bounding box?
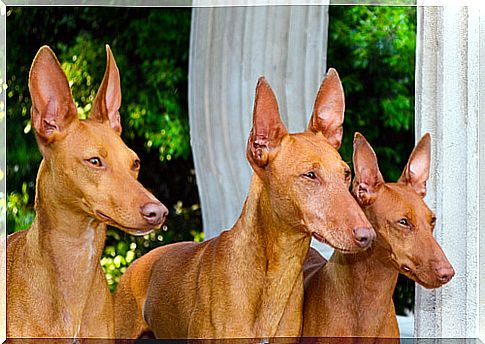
[132,159,140,171]
[398,218,409,227]
[430,216,436,226]
[303,171,317,180]
[86,157,103,167]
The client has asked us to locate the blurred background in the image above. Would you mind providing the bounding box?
[5,6,416,315]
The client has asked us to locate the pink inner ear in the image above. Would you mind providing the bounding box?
[358,182,368,195]
[43,119,59,135]
[414,183,427,198]
[106,59,121,117]
[400,133,431,197]
[90,46,122,134]
[42,99,61,131]
[109,111,122,133]
[247,77,288,172]
[409,157,429,181]
[29,46,78,142]
[251,77,287,149]
[308,69,345,149]
[353,133,384,192]
[327,125,343,149]
[407,164,428,197]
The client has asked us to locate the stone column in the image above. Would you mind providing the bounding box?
[414,5,483,338]
[188,5,329,239]
[479,6,485,342]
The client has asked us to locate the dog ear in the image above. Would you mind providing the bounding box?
[352,132,384,206]
[247,77,288,175]
[29,46,78,148]
[90,45,122,135]
[399,133,431,198]
[307,68,345,150]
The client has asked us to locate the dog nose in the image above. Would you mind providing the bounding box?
[435,265,455,284]
[140,202,168,226]
[353,227,375,248]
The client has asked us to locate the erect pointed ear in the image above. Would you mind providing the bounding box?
[246,77,288,175]
[399,133,431,198]
[90,45,122,135]
[307,68,345,150]
[29,46,78,148]
[352,133,384,206]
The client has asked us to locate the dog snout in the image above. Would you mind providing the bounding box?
[435,265,455,284]
[352,226,375,248]
[140,202,168,227]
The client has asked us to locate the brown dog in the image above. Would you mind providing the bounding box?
[114,69,375,339]
[302,133,454,339]
[6,46,168,338]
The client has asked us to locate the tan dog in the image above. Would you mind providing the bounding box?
[114,69,375,339]
[302,133,454,339]
[6,46,168,338]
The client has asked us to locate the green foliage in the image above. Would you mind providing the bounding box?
[101,232,137,291]
[328,6,416,182]
[394,274,415,315]
[6,182,35,232]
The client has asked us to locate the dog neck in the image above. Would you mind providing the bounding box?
[26,159,107,336]
[231,174,311,336]
[235,173,311,273]
[326,236,399,335]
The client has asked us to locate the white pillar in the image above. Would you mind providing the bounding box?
[188,5,329,239]
[479,6,485,341]
[414,5,483,338]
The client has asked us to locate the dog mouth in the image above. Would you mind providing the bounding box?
[399,264,444,289]
[401,264,412,273]
[94,210,155,236]
[399,264,419,282]
[96,210,112,222]
[312,233,353,253]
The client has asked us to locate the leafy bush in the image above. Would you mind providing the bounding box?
[328,6,416,182]
[6,182,35,232]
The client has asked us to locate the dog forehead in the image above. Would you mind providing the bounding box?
[379,183,432,218]
[67,120,131,156]
[280,132,342,166]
